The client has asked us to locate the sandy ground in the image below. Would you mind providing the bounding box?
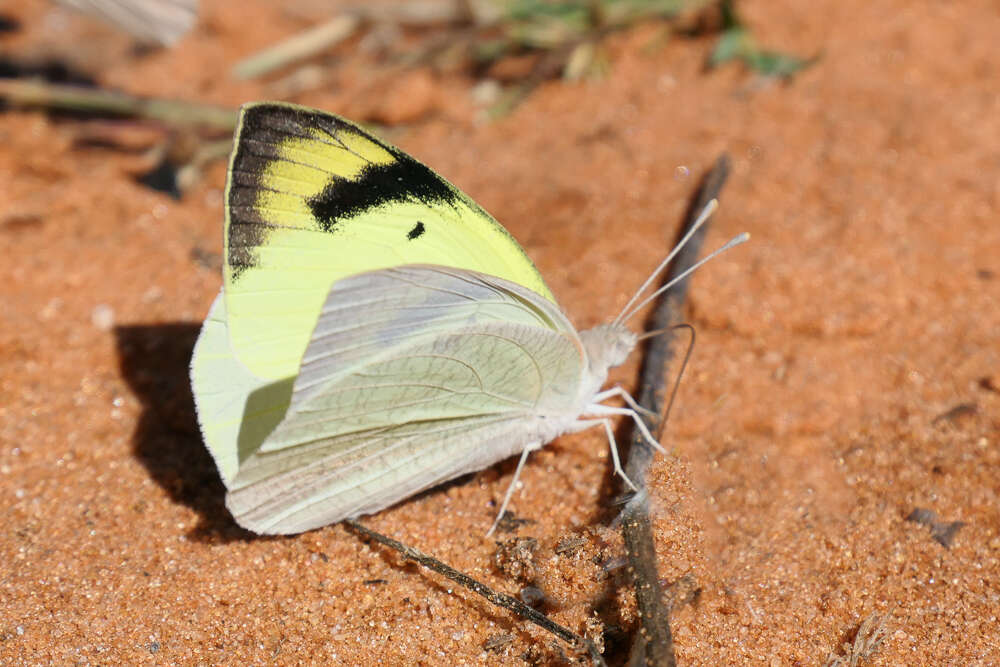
[1,0,998,664]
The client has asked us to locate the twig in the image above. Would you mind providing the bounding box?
[341,1,475,27]
[621,155,731,666]
[232,15,363,80]
[344,519,607,666]
[823,613,890,667]
[0,79,237,130]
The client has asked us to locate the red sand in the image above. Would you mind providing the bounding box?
[2,1,998,664]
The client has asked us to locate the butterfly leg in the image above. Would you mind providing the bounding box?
[487,444,539,537]
[584,404,665,455]
[591,386,657,419]
[575,418,639,492]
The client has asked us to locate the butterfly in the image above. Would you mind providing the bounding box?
[190,102,744,535]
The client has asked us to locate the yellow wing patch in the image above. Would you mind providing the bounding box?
[223,102,553,380]
[251,130,395,231]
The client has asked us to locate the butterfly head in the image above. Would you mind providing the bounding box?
[580,323,637,375]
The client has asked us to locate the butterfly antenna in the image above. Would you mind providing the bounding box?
[619,232,749,325]
[633,323,696,436]
[658,324,695,433]
[613,199,719,326]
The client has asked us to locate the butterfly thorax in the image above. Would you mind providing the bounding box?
[578,323,637,399]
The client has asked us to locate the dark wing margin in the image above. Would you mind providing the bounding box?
[225,103,465,279]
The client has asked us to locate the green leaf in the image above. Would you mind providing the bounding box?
[746,50,816,78]
[710,27,751,66]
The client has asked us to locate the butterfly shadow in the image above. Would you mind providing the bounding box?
[113,323,262,544]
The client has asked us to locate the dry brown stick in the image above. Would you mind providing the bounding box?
[231,15,363,80]
[231,1,480,81]
[0,79,238,130]
[345,520,607,666]
[621,155,731,666]
[341,0,475,26]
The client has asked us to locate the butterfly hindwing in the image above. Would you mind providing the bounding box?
[224,102,554,381]
[225,266,585,534]
[288,264,576,404]
[230,414,528,535]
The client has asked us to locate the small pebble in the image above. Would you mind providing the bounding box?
[91,304,114,331]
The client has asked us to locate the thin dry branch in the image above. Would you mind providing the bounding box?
[232,15,363,80]
[823,613,890,667]
[0,79,237,130]
[345,520,608,666]
[620,155,732,666]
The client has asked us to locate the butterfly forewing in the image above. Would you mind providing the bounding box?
[223,103,554,381]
